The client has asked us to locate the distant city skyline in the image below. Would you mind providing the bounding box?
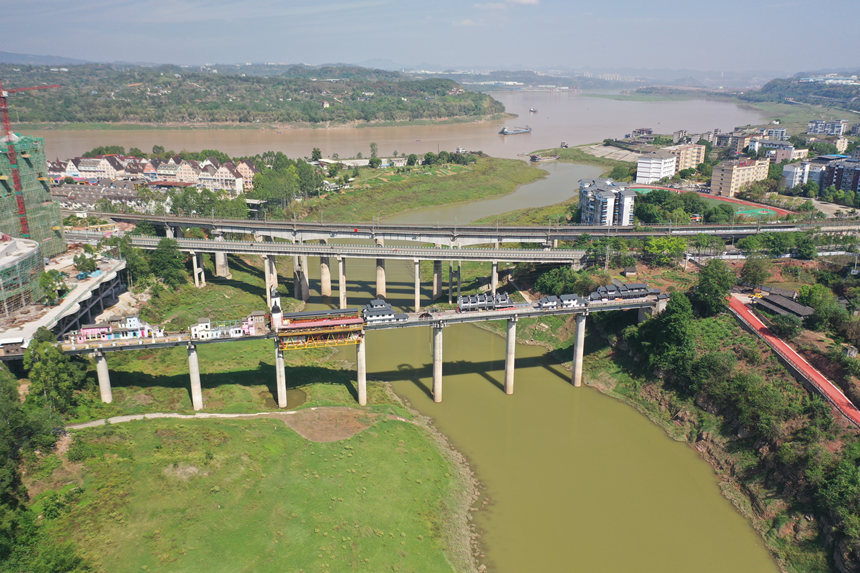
[4,0,859,76]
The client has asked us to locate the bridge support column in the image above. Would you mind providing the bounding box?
[376,259,386,299]
[275,345,287,408]
[165,226,175,239]
[320,257,332,297]
[338,257,347,309]
[191,252,205,288]
[188,343,204,410]
[433,325,443,403]
[300,256,310,301]
[448,261,453,304]
[213,234,231,278]
[356,336,367,406]
[293,256,309,301]
[414,259,421,312]
[572,314,586,388]
[433,260,442,299]
[264,255,277,307]
[457,261,462,301]
[505,318,516,395]
[95,351,112,404]
[491,261,498,295]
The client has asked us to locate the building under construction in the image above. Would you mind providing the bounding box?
[0,134,65,258]
[0,235,42,317]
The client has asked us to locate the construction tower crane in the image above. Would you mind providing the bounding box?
[0,78,59,238]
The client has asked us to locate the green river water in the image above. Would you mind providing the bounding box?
[306,162,778,572]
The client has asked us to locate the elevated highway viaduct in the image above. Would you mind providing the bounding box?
[74,211,860,246]
[66,232,588,312]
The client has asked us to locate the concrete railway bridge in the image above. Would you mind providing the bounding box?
[62,298,663,413]
[78,211,860,245]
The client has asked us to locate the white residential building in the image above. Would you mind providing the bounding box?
[636,152,677,184]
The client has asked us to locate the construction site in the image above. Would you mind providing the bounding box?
[0,133,65,258]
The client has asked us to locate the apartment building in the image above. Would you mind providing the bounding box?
[711,158,770,197]
[635,152,676,184]
[663,144,705,173]
[807,120,848,136]
[579,179,636,227]
[823,160,860,193]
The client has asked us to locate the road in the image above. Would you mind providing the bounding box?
[729,295,860,428]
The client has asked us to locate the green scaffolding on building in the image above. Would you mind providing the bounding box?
[0,134,65,258]
[0,238,43,318]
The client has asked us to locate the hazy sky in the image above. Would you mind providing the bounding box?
[5,0,859,74]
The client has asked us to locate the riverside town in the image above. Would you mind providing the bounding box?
[2,2,860,572]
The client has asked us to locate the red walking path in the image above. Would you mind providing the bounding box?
[728,296,860,428]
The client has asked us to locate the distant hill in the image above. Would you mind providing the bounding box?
[738,75,860,112]
[0,63,503,124]
[0,51,90,66]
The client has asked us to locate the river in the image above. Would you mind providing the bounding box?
[314,164,775,571]
[29,91,764,161]
[41,93,776,570]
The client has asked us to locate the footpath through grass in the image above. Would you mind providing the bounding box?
[302,157,544,222]
[33,417,464,572]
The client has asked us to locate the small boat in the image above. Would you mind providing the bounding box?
[499,126,532,135]
[560,141,569,148]
[529,107,537,113]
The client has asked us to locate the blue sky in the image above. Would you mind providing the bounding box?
[5,0,859,74]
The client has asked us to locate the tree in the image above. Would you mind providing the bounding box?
[692,259,735,316]
[644,236,687,266]
[73,254,96,274]
[406,154,418,166]
[648,292,696,378]
[150,238,186,287]
[39,270,67,305]
[739,256,771,287]
[311,147,322,161]
[369,142,378,159]
[769,314,802,339]
[131,220,157,236]
[23,338,86,416]
[368,157,382,168]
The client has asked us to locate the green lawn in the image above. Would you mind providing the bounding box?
[303,157,544,222]
[35,417,464,572]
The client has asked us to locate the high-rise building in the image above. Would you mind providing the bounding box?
[0,134,65,258]
[711,158,770,197]
[823,160,860,193]
[579,179,636,227]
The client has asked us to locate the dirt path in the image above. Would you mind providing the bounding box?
[66,407,382,442]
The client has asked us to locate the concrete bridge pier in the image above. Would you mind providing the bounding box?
[191,252,206,288]
[448,261,453,304]
[275,345,287,408]
[188,343,204,410]
[433,260,442,299]
[356,336,367,406]
[338,257,347,309]
[213,234,231,278]
[491,261,498,295]
[376,259,386,299]
[264,255,277,307]
[165,225,175,239]
[432,325,443,402]
[414,259,421,312]
[293,256,309,301]
[572,313,586,388]
[94,350,112,403]
[320,256,332,297]
[505,318,517,395]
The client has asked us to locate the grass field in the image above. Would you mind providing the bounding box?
[529,145,634,176]
[33,417,467,572]
[302,157,544,222]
